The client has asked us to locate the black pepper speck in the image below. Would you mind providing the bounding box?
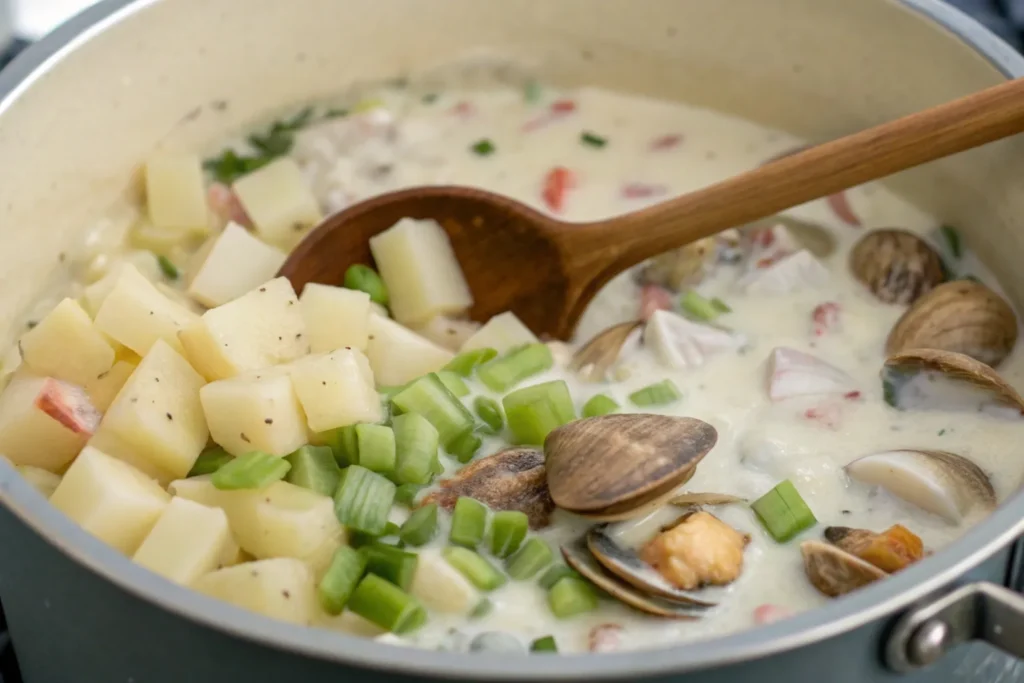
[264,418,273,424]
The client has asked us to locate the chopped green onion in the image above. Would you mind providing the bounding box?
[523,80,542,104]
[399,503,439,547]
[317,545,368,615]
[582,394,618,418]
[355,424,396,476]
[538,565,581,590]
[530,635,558,653]
[471,139,496,156]
[489,510,529,558]
[324,107,349,119]
[382,521,401,537]
[392,413,440,486]
[352,97,386,113]
[470,598,493,618]
[580,131,607,148]
[211,451,290,490]
[395,482,424,507]
[547,576,599,618]
[628,379,682,407]
[447,431,482,463]
[449,496,488,548]
[391,373,476,449]
[421,93,439,104]
[506,537,554,580]
[443,348,498,376]
[362,543,419,590]
[680,291,726,321]
[940,225,962,259]
[503,380,575,445]
[187,447,233,477]
[284,445,341,496]
[320,424,360,467]
[473,396,505,434]
[751,479,817,542]
[156,255,179,280]
[347,574,426,634]
[437,371,470,398]
[332,465,396,535]
[882,378,898,408]
[442,546,507,591]
[477,343,554,392]
[711,297,731,313]
[344,264,389,307]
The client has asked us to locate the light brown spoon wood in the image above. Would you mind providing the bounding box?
[280,77,1024,340]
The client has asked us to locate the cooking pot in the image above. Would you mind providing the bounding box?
[0,0,1023,681]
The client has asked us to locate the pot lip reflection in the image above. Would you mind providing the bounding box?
[0,0,1023,679]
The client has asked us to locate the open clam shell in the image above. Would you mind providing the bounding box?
[844,448,995,524]
[801,540,887,598]
[560,537,705,619]
[638,238,718,291]
[849,229,945,305]
[570,467,696,522]
[669,492,747,507]
[882,348,1024,416]
[569,320,644,383]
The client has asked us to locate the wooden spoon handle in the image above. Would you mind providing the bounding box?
[568,77,1024,274]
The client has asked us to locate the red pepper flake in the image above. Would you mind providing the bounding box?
[450,101,475,118]
[639,284,673,321]
[803,403,841,430]
[207,183,253,229]
[550,99,577,113]
[621,182,668,200]
[522,99,577,132]
[826,191,861,227]
[751,227,776,248]
[811,302,841,336]
[844,390,862,401]
[541,166,576,213]
[649,134,683,151]
[753,604,794,625]
[588,624,623,653]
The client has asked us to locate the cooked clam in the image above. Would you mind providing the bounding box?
[639,511,749,591]
[882,348,1024,416]
[668,492,747,507]
[844,449,996,524]
[569,320,643,383]
[886,279,1018,367]
[744,216,837,259]
[849,229,945,304]
[823,524,924,573]
[639,237,718,291]
[801,540,887,598]
[545,414,718,520]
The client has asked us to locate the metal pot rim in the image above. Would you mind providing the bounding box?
[1,0,1023,678]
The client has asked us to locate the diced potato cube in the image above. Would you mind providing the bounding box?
[365,313,453,386]
[299,284,371,353]
[410,548,480,615]
[316,609,386,637]
[194,558,317,625]
[20,298,114,386]
[0,372,94,471]
[129,217,208,254]
[16,465,62,498]
[460,311,538,353]
[85,359,139,411]
[81,268,121,318]
[412,316,480,352]
[369,217,473,327]
[286,349,381,432]
[94,264,199,356]
[50,446,170,554]
[179,277,308,381]
[187,223,287,307]
[200,368,307,456]
[132,497,234,585]
[145,153,209,230]
[92,340,208,482]
[232,158,322,246]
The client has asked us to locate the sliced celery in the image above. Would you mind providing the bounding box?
[394,482,424,507]
[628,379,682,407]
[506,537,554,580]
[503,380,575,445]
[320,424,360,467]
[362,543,419,590]
[444,347,498,376]
[582,394,618,418]
[442,546,507,591]
[393,413,439,486]
[449,496,487,548]
[317,545,368,615]
[473,396,504,434]
[348,574,426,634]
[285,445,341,496]
[188,447,233,477]
[344,264,389,307]
[489,510,528,558]
[530,636,558,652]
[333,465,396,535]
[211,451,290,490]
[539,565,582,590]
[391,373,475,449]
[437,371,470,398]
[448,431,482,463]
[477,343,554,392]
[680,291,725,321]
[547,576,598,618]
[399,503,439,547]
[355,423,396,476]
[752,479,817,542]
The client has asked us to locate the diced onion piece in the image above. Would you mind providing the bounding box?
[460,312,539,354]
[768,347,858,401]
[365,314,454,387]
[644,309,744,371]
[145,153,209,231]
[194,558,317,625]
[449,496,488,548]
[200,368,307,457]
[740,250,829,294]
[20,298,114,386]
[751,479,817,542]
[186,223,287,307]
[232,158,323,247]
[409,548,480,615]
[300,284,371,353]
[132,497,233,585]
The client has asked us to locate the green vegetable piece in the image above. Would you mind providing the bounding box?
[471,139,496,156]
[391,373,476,449]
[940,225,962,259]
[347,574,426,634]
[317,545,368,615]
[628,379,682,407]
[156,255,179,280]
[680,291,725,321]
[449,496,488,548]
[530,636,558,653]
[319,424,360,467]
[444,347,498,376]
[751,479,817,543]
[547,576,599,619]
[284,445,341,496]
[211,451,290,490]
[582,394,619,418]
[489,510,529,558]
[580,131,607,148]
[188,447,233,477]
[333,465,396,535]
[502,380,575,445]
[442,546,507,591]
[477,343,554,392]
[393,413,440,486]
[362,543,419,590]
[437,371,470,398]
[399,503,439,547]
[344,264,389,307]
[421,93,439,105]
[711,297,731,313]
[355,423,396,476]
[394,482,424,507]
[538,565,582,590]
[523,80,542,104]
[473,396,505,434]
[470,598,493,618]
[447,431,482,463]
[506,537,554,580]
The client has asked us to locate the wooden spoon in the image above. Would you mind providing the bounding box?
[280,77,1024,340]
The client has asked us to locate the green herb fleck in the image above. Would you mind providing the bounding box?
[940,225,962,259]
[325,108,349,119]
[523,80,542,104]
[580,131,607,148]
[711,297,731,313]
[471,139,496,156]
[938,429,946,436]
[203,107,315,184]
[882,378,898,408]
[421,93,439,104]
[157,255,179,280]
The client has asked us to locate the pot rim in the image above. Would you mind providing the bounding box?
[1,0,1023,678]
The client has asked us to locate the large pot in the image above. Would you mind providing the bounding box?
[0,0,1023,681]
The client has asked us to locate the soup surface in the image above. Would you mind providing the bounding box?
[1,73,1021,655]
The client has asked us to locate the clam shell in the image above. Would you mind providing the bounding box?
[545,414,717,517]
[801,540,887,598]
[669,492,747,507]
[844,449,996,524]
[560,537,705,619]
[886,280,1018,367]
[569,320,643,383]
[883,348,1024,415]
[570,467,696,522]
[639,238,718,291]
[849,229,945,305]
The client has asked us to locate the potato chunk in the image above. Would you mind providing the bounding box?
[20,298,114,386]
[145,152,209,230]
[187,223,287,307]
[0,372,95,471]
[232,158,322,247]
[286,349,381,432]
[85,359,138,411]
[299,284,371,353]
[460,312,538,353]
[92,340,208,482]
[94,264,198,356]
[133,497,234,585]
[194,558,317,625]
[200,368,307,456]
[49,446,170,554]
[179,277,308,381]
[16,465,62,498]
[365,313,453,387]
[640,511,749,590]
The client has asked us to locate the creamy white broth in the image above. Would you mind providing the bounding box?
[5,76,1023,655]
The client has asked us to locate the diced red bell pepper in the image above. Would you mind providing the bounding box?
[640,284,673,321]
[649,134,683,151]
[542,166,576,213]
[35,378,101,436]
[621,182,668,199]
[826,191,861,227]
